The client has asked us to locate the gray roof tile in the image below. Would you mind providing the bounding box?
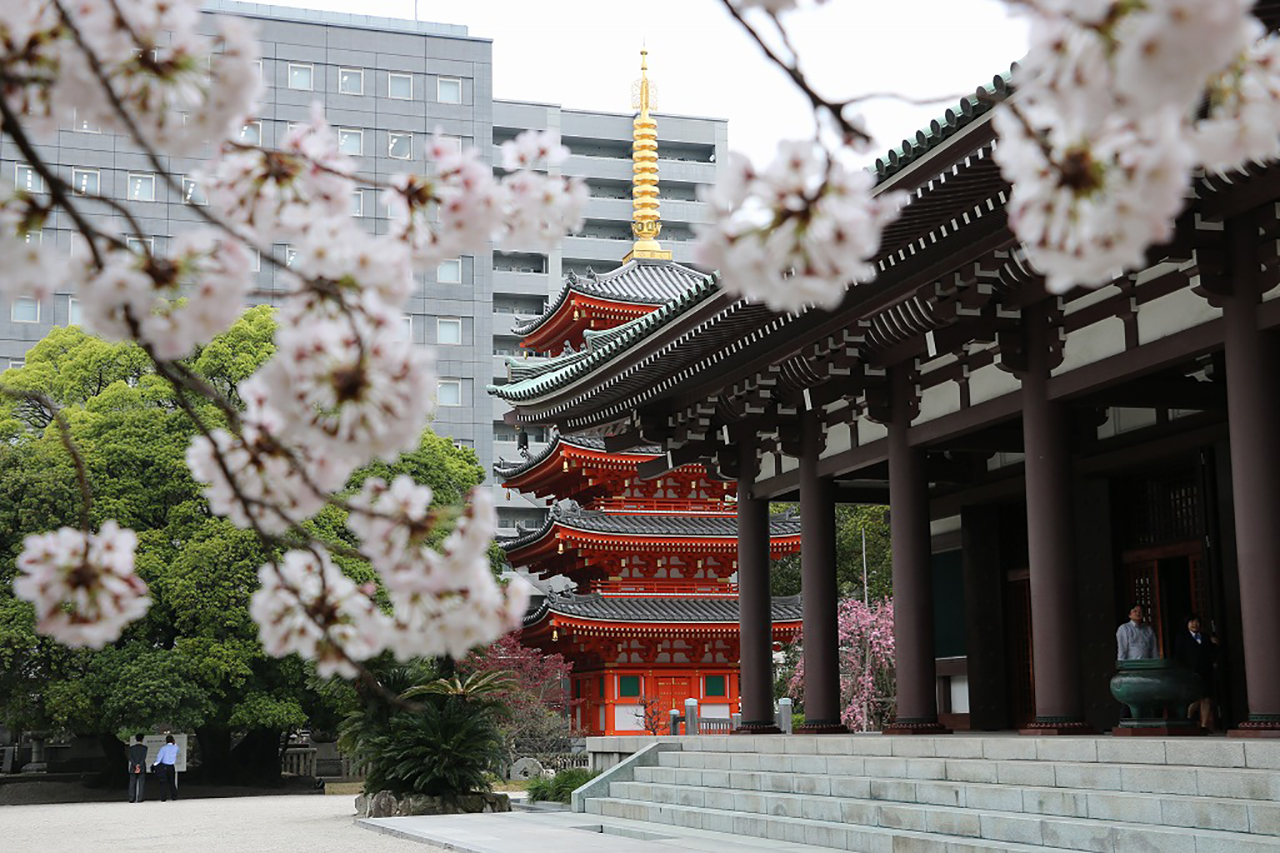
[524,590,804,625]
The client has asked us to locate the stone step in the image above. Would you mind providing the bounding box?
[590,735,1280,770]
[653,750,1280,802]
[615,777,1280,836]
[588,795,1280,853]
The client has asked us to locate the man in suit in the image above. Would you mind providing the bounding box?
[1174,614,1219,731]
[126,733,148,803]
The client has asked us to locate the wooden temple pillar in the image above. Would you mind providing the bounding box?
[796,408,847,732]
[736,436,780,733]
[1222,212,1280,736]
[1019,300,1092,734]
[883,364,949,734]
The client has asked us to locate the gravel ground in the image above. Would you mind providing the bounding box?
[0,794,441,852]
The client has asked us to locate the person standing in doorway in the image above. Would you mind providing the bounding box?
[1174,614,1219,731]
[152,735,179,801]
[126,733,147,803]
[1116,604,1158,660]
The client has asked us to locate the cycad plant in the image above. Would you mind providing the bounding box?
[343,669,513,797]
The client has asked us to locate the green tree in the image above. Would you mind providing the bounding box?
[769,504,892,600]
[0,309,487,784]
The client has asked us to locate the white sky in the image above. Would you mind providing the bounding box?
[255,0,1029,165]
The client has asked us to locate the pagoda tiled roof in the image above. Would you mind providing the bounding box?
[493,432,661,480]
[510,258,708,338]
[524,590,803,626]
[501,322,652,384]
[497,501,801,552]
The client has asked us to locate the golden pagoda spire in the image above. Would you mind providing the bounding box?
[624,48,671,263]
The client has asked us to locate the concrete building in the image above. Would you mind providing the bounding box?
[0,1,725,532]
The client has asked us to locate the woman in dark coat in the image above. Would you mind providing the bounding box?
[1173,614,1218,731]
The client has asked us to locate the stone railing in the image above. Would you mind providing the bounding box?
[281,747,315,777]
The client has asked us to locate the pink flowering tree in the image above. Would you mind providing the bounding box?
[788,598,896,731]
[0,1,586,687]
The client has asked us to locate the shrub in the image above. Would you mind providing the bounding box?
[526,767,597,804]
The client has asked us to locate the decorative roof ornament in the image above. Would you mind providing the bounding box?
[624,49,672,263]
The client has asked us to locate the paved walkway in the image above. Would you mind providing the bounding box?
[0,794,438,852]
[361,809,841,853]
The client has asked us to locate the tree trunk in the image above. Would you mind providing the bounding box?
[195,725,234,784]
[230,728,283,784]
[96,733,127,788]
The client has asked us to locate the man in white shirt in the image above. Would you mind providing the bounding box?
[152,735,179,801]
[1116,604,1158,661]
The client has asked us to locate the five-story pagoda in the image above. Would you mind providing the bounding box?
[492,54,803,736]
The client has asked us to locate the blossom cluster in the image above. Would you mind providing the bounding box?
[13,522,149,649]
[995,0,1280,292]
[695,144,905,313]
[3,0,570,672]
[787,597,896,731]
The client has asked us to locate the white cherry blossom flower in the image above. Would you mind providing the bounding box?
[500,129,570,170]
[13,521,149,648]
[499,170,587,252]
[250,548,388,678]
[695,141,903,312]
[993,105,1193,293]
[256,295,436,465]
[1192,31,1280,173]
[79,228,254,360]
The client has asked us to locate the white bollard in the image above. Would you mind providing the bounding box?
[778,697,793,735]
[684,698,699,735]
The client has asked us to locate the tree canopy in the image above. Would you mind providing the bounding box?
[769,504,892,601]
[0,310,486,780]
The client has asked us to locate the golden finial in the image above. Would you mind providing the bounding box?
[624,48,671,263]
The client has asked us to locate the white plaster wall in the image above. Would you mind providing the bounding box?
[1052,316,1126,377]
[778,453,799,474]
[613,704,644,732]
[949,675,970,714]
[820,422,853,459]
[917,382,961,424]
[699,704,730,719]
[1137,287,1221,345]
[967,362,1021,406]
[857,418,887,445]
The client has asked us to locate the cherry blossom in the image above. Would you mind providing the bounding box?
[257,296,436,464]
[1192,32,1280,173]
[13,521,149,649]
[80,228,255,359]
[993,106,1194,294]
[788,598,895,731]
[250,547,388,678]
[695,143,904,312]
[500,129,569,170]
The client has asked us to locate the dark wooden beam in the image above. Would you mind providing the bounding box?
[1075,378,1227,411]
[603,429,645,452]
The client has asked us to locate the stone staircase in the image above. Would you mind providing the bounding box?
[579,734,1280,853]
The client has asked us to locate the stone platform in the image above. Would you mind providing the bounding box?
[572,734,1280,852]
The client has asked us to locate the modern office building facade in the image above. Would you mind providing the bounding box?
[0,1,726,532]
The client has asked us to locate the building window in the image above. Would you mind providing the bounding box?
[182,176,207,205]
[7,359,24,370]
[351,190,363,217]
[127,173,155,202]
[68,297,82,326]
[704,675,727,697]
[619,675,641,698]
[126,236,153,254]
[11,297,40,323]
[598,677,605,698]
[439,135,463,156]
[338,67,363,95]
[71,168,99,196]
[388,131,412,160]
[287,62,314,91]
[437,380,461,407]
[337,127,362,156]
[249,248,261,272]
[437,317,462,345]
[400,314,413,340]
[283,245,298,267]
[437,77,462,104]
[15,164,42,193]
[252,59,263,81]
[388,72,413,100]
[240,121,262,145]
[437,258,461,284]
